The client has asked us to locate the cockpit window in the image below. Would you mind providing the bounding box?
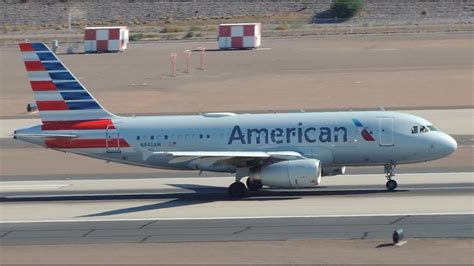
[412,125,436,134]
[427,125,438,131]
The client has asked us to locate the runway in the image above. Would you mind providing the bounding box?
[0,172,472,246]
[1,214,472,246]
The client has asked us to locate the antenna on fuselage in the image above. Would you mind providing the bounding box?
[379,106,385,111]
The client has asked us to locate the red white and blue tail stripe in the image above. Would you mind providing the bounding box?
[19,42,115,123]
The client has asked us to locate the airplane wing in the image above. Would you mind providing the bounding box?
[146,150,305,166]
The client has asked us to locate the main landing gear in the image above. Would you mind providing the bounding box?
[228,168,263,197]
[246,178,263,191]
[228,168,248,198]
[228,182,247,198]
[384,163,398,191]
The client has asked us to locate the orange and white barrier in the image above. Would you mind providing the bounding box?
[84,26,129,53]
[218,23,261,49]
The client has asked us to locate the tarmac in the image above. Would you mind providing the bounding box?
[0,172,472,263]
[0,32,472,264]
[0,214,472,245]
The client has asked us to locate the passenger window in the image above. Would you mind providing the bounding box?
[411,126,418,134]
[151,135,154,140]
[164,135,168,140]
[136,136,140,140]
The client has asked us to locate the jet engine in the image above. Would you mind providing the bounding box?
[249,159,321,189]
[26,103,37,113]
[322,166,346,177]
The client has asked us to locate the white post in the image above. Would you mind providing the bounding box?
[171,53,177,77]
[198,47,205,70]
[184,50,192,73]
[52,40,59,53]
[68,10,72,32]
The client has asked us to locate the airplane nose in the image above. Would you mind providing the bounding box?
[441,134,457,155]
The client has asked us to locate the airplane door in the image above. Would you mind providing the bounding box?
[379,117,394,147]
[106,124,121,153]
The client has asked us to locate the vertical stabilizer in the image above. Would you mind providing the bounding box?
[19,42,115,125]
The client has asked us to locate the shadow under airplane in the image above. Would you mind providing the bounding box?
[78,184,407,217]
[0,183,409,217]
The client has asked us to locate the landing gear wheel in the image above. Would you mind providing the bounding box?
[246,178,263,191]
[386,179,398,191]
[228,182,247,197]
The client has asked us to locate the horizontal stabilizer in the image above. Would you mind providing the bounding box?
[13,133,78,139]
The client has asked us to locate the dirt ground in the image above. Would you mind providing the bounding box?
[0,33,472,118]
[1,238,472,264]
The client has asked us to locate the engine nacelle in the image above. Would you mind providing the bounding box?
[250,159,321,189]
[322,166,346,177]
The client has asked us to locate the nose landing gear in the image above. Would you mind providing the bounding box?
[384,163,398,191]
[228,168,249,198]
[386,179,398,190]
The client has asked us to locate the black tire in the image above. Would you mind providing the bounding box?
[386,180,398,191]
[228,182,246,197]
[246,178,263,191]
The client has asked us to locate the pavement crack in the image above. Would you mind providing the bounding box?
[139,220,157,229]
[0,231,12,238]
[82,229,95,237]
[390,215,410,225]
[361,231,369,240]
[233,226,251,235]
[140,235,152,243]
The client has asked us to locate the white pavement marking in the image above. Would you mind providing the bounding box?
[0,172,472,192]
[1,212,472,224]
[395,241,408,247]
[371,48,399,51]
[0,184,70,190]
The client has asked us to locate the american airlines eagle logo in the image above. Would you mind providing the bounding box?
[352,118,375,141]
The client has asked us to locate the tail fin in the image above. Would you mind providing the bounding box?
[19,42,115,124]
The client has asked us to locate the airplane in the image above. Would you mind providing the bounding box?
[13,42,458,197]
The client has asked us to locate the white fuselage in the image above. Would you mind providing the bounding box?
[16,110,457,173]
